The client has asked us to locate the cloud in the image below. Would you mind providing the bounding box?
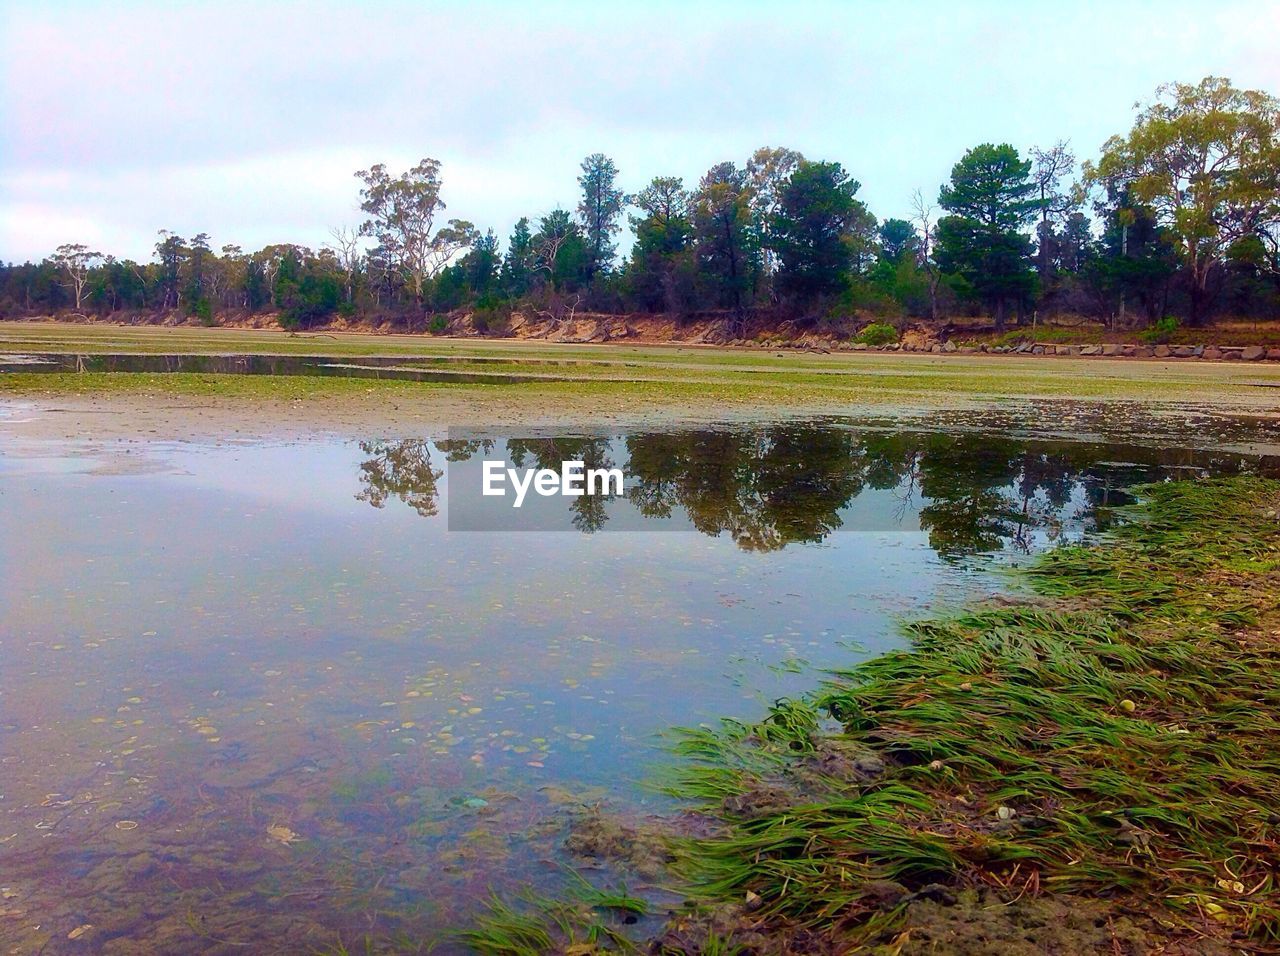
[3,0,1279,261]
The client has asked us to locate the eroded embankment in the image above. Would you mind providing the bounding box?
[462,477,1280,954]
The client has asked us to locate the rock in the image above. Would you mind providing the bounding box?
[851,342,867,351]
[1172,345,1194,358]
[1080,344,1101,356]
[1121,345,1136,356]
[1134,345,1153,357]
[1203,346,1223,360]
[930,344,942,353]
[1267,348,1280,361]
[1060,345,1080,356]
[1044,345,1057,355]
[1192,345,1205,357]
[1101,344,1121,356]
[1221,347,1244,360]
[1242,345,1266,361]
[1030,344,1045,355]
[958,345,976,353]
[853,754,886,775]
[1153,344,1171,357]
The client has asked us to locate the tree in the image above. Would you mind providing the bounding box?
[627,176,693,312]
[154,230,186,310]
[1030,141,1077,284]
[51,243,102,311]
[355,158,477,321]
[463,229,500,297]
[532,209,588,291]
[1085,77,1280,325]
[770,160,876,301]
[910,190,943,321]
[936,143,1038,329]
[746,146,805,284]
[501,217,535,297]
[326,226,363,305]
[577,153,624,281]
[878,219,920,263]
[691,162,760,320]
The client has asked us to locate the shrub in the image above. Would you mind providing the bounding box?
[1138,315,1179,345]
[854,322,899,346]
[428,314,449,334]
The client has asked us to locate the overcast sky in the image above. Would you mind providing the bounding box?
[3,0,1279,263]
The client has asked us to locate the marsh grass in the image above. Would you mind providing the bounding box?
[460,477,1280,952]
[658,477,1280,950]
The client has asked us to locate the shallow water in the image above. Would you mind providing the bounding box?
[1,417,1277,953]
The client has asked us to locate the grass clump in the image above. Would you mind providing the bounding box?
[639,477,1280,952]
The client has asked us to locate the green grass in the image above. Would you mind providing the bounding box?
[4,322,1280,411]
[462,477,1280,951]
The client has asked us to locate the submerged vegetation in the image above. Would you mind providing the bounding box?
[465,477,1280,952]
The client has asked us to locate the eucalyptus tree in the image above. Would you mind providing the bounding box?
[51,243,102,311]
[355,158,477,321]
[1030,141,1078,284]
[1085,76,1280,325]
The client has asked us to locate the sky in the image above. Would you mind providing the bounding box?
[2,0,1279,263]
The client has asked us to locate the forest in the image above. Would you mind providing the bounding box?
[3,76,1279,337]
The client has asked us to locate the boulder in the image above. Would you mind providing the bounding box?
[1203,346,1223,360]
[1031,344,1045,355]
[1267,348,1280,361]
[1121,345,1136,357]
[1060,345,1080,356]
[1080,344,1101,356]
[1192,345,1204,357]
[1044,345,1058,355]
[851,342,867,351]
[942,341,958,353]
[1172,345,1195,358]
[1134,346,1154,358]
[1101,344,1121,356]
[1153,344,1172,358]
[1241,345,1266,361]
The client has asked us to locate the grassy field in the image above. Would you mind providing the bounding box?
[4,322,1280,414]
[461,478,1280,953]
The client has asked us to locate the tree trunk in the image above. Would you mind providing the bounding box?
[993,298,1006,333]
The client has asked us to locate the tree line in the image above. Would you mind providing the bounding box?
[3,77,1278,332]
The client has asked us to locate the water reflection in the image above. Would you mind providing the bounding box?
[358,425,1275,557]
[3,418,1277,952]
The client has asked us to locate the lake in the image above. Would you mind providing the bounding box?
[1,414,1276,952]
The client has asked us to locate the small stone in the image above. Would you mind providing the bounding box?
[958,682,973,691]
[1120,699,1136,713]
[929,760,944,771]
[744,889,763,911]
[996,806,1015,821]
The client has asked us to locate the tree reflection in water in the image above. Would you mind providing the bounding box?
[354,426,1266,558]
